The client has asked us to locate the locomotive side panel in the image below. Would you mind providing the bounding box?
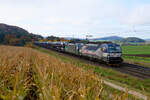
[80,44,102,59]
[65,43,84,55]
[65,44,78,55]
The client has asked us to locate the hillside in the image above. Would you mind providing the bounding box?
[0,23,43,46]
[0,23,29,35]
[122,37,145,43]
[92,36,123,41]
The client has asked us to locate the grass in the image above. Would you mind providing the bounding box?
[34,46,150,97]
[121,45,150,68]
[123,56,150,68]
[0,45,134,100]
[121,45,150,54]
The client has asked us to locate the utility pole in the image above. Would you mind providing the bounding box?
[86,35,93,40]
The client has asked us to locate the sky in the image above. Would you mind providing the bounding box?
[0,0,150,39]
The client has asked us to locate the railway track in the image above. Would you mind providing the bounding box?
[61,51,150,79]
[38,47,150,79]
[113,63,150,79]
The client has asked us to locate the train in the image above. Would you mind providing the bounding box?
[34,41,123,65]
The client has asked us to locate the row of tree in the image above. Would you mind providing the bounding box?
[40,36,89,43]
[0,33,43,46]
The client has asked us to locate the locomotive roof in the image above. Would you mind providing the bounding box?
[85,44,99,46]
[101,43,120,48]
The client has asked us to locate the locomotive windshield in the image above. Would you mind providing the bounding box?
[108,44,122,53]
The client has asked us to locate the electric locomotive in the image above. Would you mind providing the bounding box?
[65,42,123,65]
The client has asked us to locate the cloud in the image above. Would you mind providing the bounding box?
[0,0,150,38]
[122,4,150,26]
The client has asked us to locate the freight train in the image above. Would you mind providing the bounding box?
[34,41,123,65]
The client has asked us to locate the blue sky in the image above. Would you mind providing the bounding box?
[0,0,150,39]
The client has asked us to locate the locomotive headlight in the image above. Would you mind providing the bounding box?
[110,53,114,57]
[107,54,110,57]
[109,53,121,57]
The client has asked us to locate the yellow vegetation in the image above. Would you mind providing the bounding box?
[0,46,130,100]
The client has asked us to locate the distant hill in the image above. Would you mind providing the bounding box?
[64,37,85,40]
[0,23,43,46]
[92,36,123,41]
[91,36,146,44]
[122,37,145,43]
[145,39,150,41]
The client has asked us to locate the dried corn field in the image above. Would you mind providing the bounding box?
[0,46,130,100]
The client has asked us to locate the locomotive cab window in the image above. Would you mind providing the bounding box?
[108,44,121,53]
